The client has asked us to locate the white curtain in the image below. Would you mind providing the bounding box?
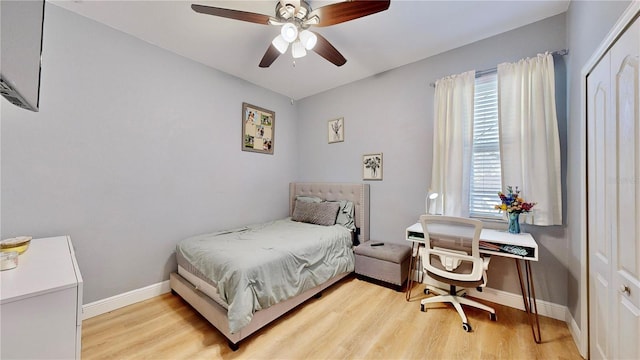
[430,71,475,217]
[498,53,562,225]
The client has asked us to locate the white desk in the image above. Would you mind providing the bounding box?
[405,222,541,343]
[1,236,83,359]
[406,222,538,260]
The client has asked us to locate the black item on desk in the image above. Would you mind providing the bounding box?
[370,242,384,247]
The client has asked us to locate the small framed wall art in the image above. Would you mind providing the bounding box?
[242,102,275,154]
[363,153,383,180]
[327,117,344,143]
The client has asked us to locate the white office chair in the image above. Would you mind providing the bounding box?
[418,215,496,332]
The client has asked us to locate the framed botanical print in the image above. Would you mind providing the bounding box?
[328,117,344,143]
[363,153,383,180]
[242,102,274,154]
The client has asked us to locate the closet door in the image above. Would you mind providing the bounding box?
[587,40,613,360]
[609,15,640,360]
[588,15,640,360]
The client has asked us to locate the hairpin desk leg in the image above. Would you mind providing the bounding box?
[515,258,542,343]
[405,242,417,301]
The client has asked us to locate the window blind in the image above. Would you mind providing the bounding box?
[470,72,502,219]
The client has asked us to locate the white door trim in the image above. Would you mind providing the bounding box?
[580,2,640,357]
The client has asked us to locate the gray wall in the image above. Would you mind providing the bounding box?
[2,0,632,316]
[565,0,631,327]
[1,4,298,303]
[296,14,568,304]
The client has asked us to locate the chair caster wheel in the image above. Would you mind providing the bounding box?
[462,323,472,332]
[490,313,497,321]
[420,304,426,312]
[424,288,430,295]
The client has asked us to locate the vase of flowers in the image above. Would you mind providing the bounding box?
[495,186,536,234]
[507,212,521,234]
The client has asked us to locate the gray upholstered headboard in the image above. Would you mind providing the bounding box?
[289,182,370,243]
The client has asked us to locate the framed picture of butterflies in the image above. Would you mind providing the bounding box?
[242,102,274,154]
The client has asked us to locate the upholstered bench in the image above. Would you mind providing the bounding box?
[355,242,412,291]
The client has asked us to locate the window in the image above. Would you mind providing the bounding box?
[469,72,502,219]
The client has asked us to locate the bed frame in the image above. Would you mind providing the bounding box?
[169,182,370,350]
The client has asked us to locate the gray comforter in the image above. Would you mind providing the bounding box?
[177,218,355,333]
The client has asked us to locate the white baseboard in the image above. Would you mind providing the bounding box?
[82,280,171,320]
[566,309,588,358]
[82,278,568,324]
[410,269,423,283]
[467,286,566,321]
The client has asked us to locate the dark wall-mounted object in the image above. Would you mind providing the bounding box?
[0,0,45,112]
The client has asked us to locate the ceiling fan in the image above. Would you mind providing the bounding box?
[191,0,391,68]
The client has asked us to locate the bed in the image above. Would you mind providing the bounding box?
[169,182,370,350]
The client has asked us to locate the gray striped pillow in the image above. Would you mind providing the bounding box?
[292,200,340,226]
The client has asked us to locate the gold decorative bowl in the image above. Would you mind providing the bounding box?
[0,236,32,255]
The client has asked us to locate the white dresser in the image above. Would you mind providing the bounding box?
[1,236,83,359]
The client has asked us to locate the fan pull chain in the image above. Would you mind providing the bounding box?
[287,59,296,105]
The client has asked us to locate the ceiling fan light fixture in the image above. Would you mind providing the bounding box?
[280,23,298,43]
[192,0,391,68]
[291,40,307,58]
[272,35,289,54]
[299,30,317,50]
[303,15,319,26]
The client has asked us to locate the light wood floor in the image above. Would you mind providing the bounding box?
[82,276,582,359]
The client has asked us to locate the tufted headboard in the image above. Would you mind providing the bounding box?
[289,182,370,243]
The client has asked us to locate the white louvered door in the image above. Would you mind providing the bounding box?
[587,14,640,360]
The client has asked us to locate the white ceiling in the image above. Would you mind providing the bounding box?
[51,0,570,100]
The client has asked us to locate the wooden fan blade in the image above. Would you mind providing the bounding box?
[312,32,346,66]
[310,0,390,27]
[259,44,282,68]
[191,4,272,25]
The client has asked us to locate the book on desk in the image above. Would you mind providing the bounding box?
[405,222,538,261]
